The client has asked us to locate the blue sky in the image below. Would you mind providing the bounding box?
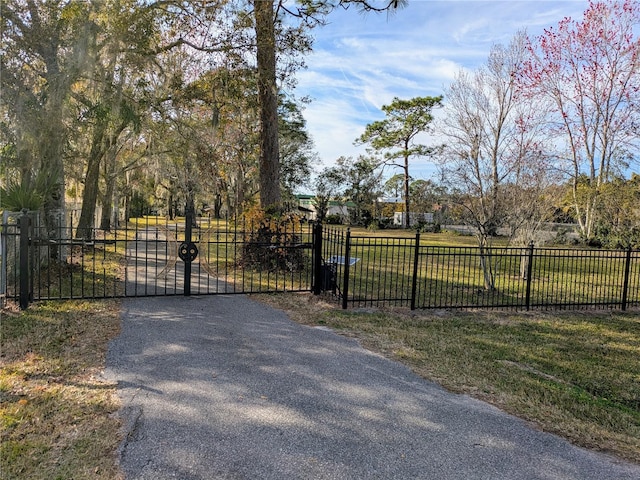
[294,0,590,181]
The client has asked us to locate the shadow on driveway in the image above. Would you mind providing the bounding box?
[104,295,639,480]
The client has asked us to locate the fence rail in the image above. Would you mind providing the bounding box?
[3,214,639,311]
[319,227,640,311]
[2,211,314,307]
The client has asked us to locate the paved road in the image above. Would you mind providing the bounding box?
[104,295,640,479]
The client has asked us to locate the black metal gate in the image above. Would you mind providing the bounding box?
[1,210,320,308]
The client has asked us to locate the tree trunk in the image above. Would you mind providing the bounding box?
[39,70,67,260]
[100,176,115,231]
[76,122,107,239]
[254,0,281,211]
[168,192,176,220]
[100,148,119,231]
[403,155,410,229]
[478,237,496,291]
[213,194,222,219]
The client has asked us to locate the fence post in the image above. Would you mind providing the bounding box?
[19,209,30,310]
[341,228,351,310]
[410,232,420,310]
[312,222,323,295]
[1,212,8,307]
[183,206,194,296]
[621,247,632,311]
[524,241,534,311]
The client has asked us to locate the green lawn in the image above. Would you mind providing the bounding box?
[261,293,640,463]
[323,227,640,310]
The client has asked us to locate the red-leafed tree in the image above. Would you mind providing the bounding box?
[519,0,640,240]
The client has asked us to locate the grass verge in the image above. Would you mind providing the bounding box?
[258,293,640,464]
[0,300,123,479]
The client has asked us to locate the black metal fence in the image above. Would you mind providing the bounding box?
[2,213,638,311]
[1,210,314,308]
[319,226,640,311]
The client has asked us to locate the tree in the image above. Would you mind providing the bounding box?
[1,0,96,254]
[519,0,640,240]
[72,0,160,238]
[438,33,554,290]
[253,0,407,211]
[325,156,382,226]
[254,0,281,210]
[383,174,406,201]
[592,174,640,248]
[409,179,445,215]
[312,169,340,223]
[357,96,443,228]
[279,97,316,198]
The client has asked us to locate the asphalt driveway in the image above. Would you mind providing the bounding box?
[104,295,639,479]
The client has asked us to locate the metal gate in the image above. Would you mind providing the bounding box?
[1,210,319,309]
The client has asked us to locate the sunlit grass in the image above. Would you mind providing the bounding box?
[0,300,123,479]
[260,293,640,463]
[31,245,127,299]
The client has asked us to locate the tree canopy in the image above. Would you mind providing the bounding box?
[358,96,443,228]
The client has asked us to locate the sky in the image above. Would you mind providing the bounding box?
[294,0,591,183]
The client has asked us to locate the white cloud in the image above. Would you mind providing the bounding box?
[295,0,590,185]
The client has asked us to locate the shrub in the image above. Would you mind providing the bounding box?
[239,206,307,272]
[325,214,343,225]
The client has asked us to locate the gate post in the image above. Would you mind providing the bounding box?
[621,247,632,311]
[410,232,420,310]
[312,222,323,295]
[19,209,30,310]
[183,206,194,296]
[524,241,534,311]
[341,229,351,310]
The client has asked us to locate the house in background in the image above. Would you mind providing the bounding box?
[294,195,352,223]
[393,212,434,227]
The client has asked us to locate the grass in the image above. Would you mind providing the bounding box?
[32,246,127,300]
[0,300,123,479]
[1,277,638,477]
[258,292,640,464]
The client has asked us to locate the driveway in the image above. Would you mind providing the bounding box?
[104,295,639,479]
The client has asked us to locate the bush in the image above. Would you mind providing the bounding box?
[239,206,307,272]
[414,221,441,233]
[592,223,640,249]
[325,214,343,225]
[368,218,393,231]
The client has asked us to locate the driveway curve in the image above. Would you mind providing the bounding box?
[104,295,639,479]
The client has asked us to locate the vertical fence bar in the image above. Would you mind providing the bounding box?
[124,217,129,296]
[341,229,351,310]
[410,232,420,310]
[525,242,534,311]
[19,210,30,309]
[621,247,632,311]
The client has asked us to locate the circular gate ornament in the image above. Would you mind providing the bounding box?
[178,242,198,262]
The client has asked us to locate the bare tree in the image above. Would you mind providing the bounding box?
[254,0,407,211]
[438,32,554,289]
